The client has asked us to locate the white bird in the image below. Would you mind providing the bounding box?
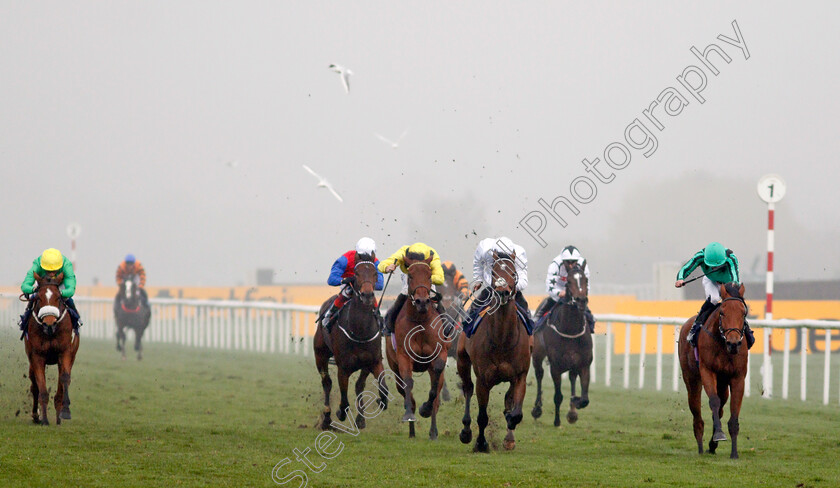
[225,160,240,169]
[328,64,352,94]
[302,164,343,202]
[374,129,408,149]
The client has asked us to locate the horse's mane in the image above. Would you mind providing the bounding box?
[405,251,427,261]
[723,282,742,298]
[494,251,514,261]
[356,252,374,262]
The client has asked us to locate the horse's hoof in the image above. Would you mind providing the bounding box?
[60,408,71,420]
[402,412,417,422]
[712,431,727,442]
[566,411,578,424]
[503,439,516,451]
[320,416,333,431]
[356,415,366,430]
[505,412,522,430]
[554,417,561,427]
[137,354,143,361]
[459,429,472,444]
[429,430,438,441]
[41,418,49,426]
[336,407,347,422]
[121,355,126,361]
[577,398,589,409]
[730,452,739,460]
[419,401,432,418]
[474,438,490,453]
[531,406,542,419]
[708,440,718,454]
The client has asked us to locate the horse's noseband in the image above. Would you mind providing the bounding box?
[717,297,748,342]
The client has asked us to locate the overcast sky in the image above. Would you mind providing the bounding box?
[2,2,838,292]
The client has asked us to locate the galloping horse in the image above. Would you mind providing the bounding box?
[457,251,531,451]
[531,262,592,426]
[22,272,81,425]
[385,252,452,439]
[314,254,389,431]
[114,276,151,360]
[678,282,749,459]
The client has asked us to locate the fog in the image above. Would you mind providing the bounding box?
[2,2,838,292]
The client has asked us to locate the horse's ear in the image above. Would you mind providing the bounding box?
[738,282,745,297]
[34,272,42,282]
[492,251,499,260]
[719,283,729,298]
[56,272,64,283]
[511,251,516,261]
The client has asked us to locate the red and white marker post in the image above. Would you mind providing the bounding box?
[757,174,786,398]
[66,223,81,270]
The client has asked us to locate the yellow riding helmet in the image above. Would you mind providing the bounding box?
[40,248,64,271]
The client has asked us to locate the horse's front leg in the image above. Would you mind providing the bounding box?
[28,361,40,424]
[422,356,446,440]
[354,370,370,430]
[370,361,389,412]
[549,361,565,427]
[728,376,746,459]
[396,352,416,428]
[30,355,49,425]
[315,352,333,430]
[457,339,474,444]
[504,373,527,450]
[336,368,351,423]
[116,325,126,358]
[474,380,491,453]
[699,366,724,454]
[531,349,545,419]
[135,323,148,360]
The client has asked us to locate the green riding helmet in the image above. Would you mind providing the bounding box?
[703,242,726,267]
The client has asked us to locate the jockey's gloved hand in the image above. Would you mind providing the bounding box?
[27,293,37,300]
[341,276,355,285]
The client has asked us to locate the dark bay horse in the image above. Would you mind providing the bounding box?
[314,254,389,431]
[385,252,452,439]
[114,277,151,360]
[679,282,749,459]
[531,263,592,426]
[23,272,80,425]
[457,251,530,451]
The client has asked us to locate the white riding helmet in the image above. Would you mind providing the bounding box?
[560,246,582,262]
[355,237,376,255]
[493,236,515,254]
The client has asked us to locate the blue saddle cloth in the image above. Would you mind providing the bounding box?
[463,303,533,338]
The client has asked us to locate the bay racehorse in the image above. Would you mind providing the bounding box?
[314,254,389,431]
[678,282,749,458]
[531,262,592,426]
[457,251,530,451]
[114,276,151,360]
[22,272,80,425]
[385,251,453,439]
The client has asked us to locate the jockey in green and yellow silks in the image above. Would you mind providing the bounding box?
[20,248,83,332]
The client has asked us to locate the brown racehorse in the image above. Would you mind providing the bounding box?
[314,254,389,431]
[385,252,451,439]
[23,272,81,425]
[678,282,749,459]
[457,251,530,451]
[531,262,592,426]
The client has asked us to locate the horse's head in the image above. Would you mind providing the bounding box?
[718,282,748,355]
[120,277,140,306]
[565,263,588,312]
[32,272,66,328]
[353,253,378,306]
[491,250,517,305]
[405,251,434,314]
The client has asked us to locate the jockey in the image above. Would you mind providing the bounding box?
[19,248,83,331]
[378,242,446,335]
[533,245,596,333]
[465,237,532,333]
[116,254,149,309]
[676,242,754,349]
[441,261,469,301]
[320,237,384,332]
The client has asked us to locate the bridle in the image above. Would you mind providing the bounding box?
[333,260,381,343]
[28,284,68,336]
[548,268,589,339]
[491,257,517,306]
[351,261,378,300]
[407,261,440,306]
[713,296,748,343]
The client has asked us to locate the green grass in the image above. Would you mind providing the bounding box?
[1,327,839,488]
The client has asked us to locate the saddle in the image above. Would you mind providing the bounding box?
[463,302,533,338]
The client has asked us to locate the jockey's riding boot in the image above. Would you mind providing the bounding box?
[533,297,555,322]
[585,307,596,334]
[321,302,339,333]
[373,310,385,335]
[687,299,715,347]
[384,294,408,335]
[18,302,34,332]
[65,297,83,329]
[744,320,755,349]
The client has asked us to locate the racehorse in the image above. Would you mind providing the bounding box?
[531,262,592,426]
[314,254,389,431]
[385,251,453,440]
[114,276,151,360]
[678,282,749,459]
[22,272,80,425]
[457,251,531,451]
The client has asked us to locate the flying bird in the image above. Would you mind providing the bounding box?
[225,160,240,169]
[302,165,343,202]
[328,64,352,94]
[374,129,408,149]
